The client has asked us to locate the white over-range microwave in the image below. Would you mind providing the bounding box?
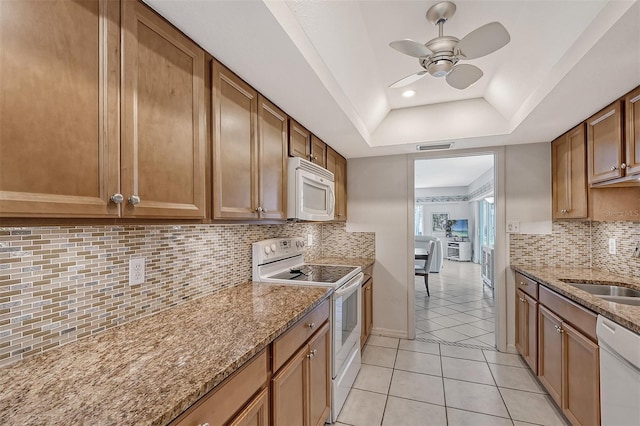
[287,157,335,221]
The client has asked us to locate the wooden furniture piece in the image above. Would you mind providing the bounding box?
[0,0,207,219]
[326,147,348,221]
[538,286,600,426]
[415,242,436,297]
[624,86,640,177]
[310,135,327,168]
[552,124,588,219]
[289,119,311,160]
[212,63,288,220]
[587,100,625,185]
[514,272,539,373]
[446,241,471,261]
[272,300,330,426]
[361,264,374,349]
[171,350,269,426]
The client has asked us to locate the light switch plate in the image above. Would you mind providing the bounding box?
[129,257,145,285]
[507,221,520,233]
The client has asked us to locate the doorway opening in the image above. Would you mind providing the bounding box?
[413,154,497,348]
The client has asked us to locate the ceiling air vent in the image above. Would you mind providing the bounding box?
[416,143,453,151]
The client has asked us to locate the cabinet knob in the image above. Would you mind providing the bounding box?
[519,297,525,303]
[256,206,263,213]
[110,193,124,204]
[311,155,318,161]
[621,163,627,170]
[520,281,528,286]
[307,349,318,359]
[307,322,315,329]
[610,165,618,171]
[128,195,141,205]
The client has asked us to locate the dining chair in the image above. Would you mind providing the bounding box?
[415,240,436,296]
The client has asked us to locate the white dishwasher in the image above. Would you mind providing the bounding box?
[596,315,640,426]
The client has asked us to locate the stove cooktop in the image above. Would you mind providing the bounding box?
[268,265,359,284]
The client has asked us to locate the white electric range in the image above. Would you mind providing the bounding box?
[252,238,362,423]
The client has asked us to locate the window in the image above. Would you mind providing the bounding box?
[480,197,495,247]
[415,205,424,235]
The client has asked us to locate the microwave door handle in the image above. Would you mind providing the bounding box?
[335,272,364,297]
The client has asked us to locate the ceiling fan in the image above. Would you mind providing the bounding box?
[389,1,510,90]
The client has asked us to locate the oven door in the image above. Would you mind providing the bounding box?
[332,272,363,377]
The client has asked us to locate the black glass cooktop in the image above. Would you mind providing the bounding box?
[269,265,358,283]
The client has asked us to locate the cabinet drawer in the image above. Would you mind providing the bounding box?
[172,349,268,426]
[515,272,538,299]
[539,286,597,341]
[272,299,329,372]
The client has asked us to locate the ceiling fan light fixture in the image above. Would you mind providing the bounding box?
[427,58,454,77]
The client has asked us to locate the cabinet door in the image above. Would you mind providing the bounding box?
[365,279,373,341]
[587,100,624,184]
[552,125,588,219]
[289,119,311,160]
[625,86,640,176]
[0,0,120,217]
[538,305,563,405]
[308,323,331,426]
[257,95,287,220]
[327,147,348,221]
[515,290,526,358]
[562,322,600,426]
[229,387,269,426]
[310,135,327,168]
[121,0,206,218]
[212,61,259,219]
[272,345,307,426]
[523,292,538,373]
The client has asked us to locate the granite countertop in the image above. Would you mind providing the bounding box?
[512,265,640,334]
[0,282,332,425]
[307,256,375,269]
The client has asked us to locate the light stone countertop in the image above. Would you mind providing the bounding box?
[0,282,332,425]
[512,265,640,334]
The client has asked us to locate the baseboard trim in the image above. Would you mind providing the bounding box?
[370,327,408,339]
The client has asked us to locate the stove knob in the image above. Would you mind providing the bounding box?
[270,243,277,253]
[264,246,271,255]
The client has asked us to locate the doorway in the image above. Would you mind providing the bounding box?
[411,153,500,348]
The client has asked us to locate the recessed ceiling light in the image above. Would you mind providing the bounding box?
[402,90,416,98]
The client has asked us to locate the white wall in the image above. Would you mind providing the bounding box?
[347,143,551,346]
[347,155,410,337]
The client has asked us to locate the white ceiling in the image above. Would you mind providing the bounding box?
[145,0,640,158]
[415,155,494,188]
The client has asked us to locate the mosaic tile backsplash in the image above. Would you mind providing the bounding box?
[510,220,640,279]
[0,222,374,366]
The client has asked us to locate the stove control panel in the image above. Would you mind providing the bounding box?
[253,237,305,264]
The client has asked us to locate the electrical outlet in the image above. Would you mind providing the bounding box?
[634,241,640,258]
[608,238,616,255]
[307,234,313,246]
[129,257,145,285]
[507,221,520,233]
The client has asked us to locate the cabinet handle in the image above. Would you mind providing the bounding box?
[520,281,528,286]
[307,322,315,329]
[610,165,618,171]
[307,349,318,359]
[110,193,124,204]
[621,163,627,170]
[198,423,210,426]
[128,195,141,205]
[554,325,564,333]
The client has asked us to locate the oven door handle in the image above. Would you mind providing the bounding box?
[335,272,364,297]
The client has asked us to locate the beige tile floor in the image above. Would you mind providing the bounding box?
[415,260,496,347]
[336,336,569,426]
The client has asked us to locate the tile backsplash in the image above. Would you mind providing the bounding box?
[510,220,640,278]
[0,222,374,366]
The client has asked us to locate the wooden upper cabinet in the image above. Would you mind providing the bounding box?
[212,61,259,219]
[257,95,288,220]
[625,86,640,177]
[326,147,347,221]
[551,124,588,219]
[310,135,327,168]
[0,0,120,218]
[587,100,624,184]
[289,119,311,160]
[121,0,206,218]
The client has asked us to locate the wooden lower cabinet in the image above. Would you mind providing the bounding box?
[230,386,269,426]
[537,298,600,426]
[361,277,373,349]
[272,321,330,426]
[515,289,538,373]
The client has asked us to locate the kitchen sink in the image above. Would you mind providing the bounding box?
[562,282,640,306]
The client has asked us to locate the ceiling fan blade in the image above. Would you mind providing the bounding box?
[389,71,428,89]
[456,22,510,59]
[389,39,431,58]
[446,64,483,89]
